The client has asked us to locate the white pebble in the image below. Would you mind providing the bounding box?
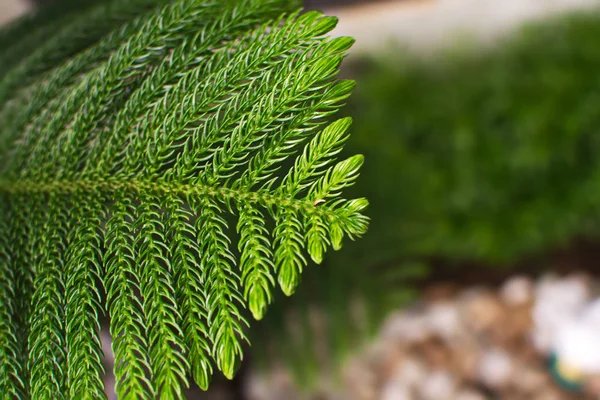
[531,300,575,354]
[380,382,414,400]
[418,371,457,400]
[426,302,464,340]
[500,276,533,306]
[380,311,431,343]
[535,275,589,311]
[532,276,589,354]
[392,358,428,389]
[554,322,600,373]
[580,298,600,330]
[477,348,513,389]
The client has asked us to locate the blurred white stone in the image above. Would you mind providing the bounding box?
[500,276,533,306]
[531,301,570,354]
[535,274,589,310]
[581,298,600,330]
[364,338,404,377]
[418,371,457,400]
[477,348,513,389]
[458,289,505,334]
[425,302,464,340]
[380,311,431,343]
[532,275,590,353]
[380,382,414,400]
[391,357,428,389]
[554,321,600,374]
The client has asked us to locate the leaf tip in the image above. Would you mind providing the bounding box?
[193,361,213,391]
[219,350,240,381]
[249,287,269,320]
[311,15,339,36]
[309,250,323,265]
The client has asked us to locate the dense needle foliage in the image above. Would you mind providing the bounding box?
[0,0,368,398]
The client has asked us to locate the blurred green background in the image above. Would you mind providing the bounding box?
[252,8,600,393]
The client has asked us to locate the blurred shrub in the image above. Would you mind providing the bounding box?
[345,10,600,264]
[253,9,600,391]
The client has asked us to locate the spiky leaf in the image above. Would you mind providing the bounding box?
[0,0,368,397]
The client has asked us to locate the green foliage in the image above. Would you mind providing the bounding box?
[254,9,600,391]
[0,0,368,398]
[346,10,600,264]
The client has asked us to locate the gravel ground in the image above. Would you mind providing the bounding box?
[248,272,600,400]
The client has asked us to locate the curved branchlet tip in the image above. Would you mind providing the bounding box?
[249,294,268,320]
[219,345,242,381]
[279,272,300,297]
[192,359,213,391]
[307,13,339,36]
[308,154,365,201]
[326,36,356,55]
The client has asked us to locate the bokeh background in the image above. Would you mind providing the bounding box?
[5,0,600,399]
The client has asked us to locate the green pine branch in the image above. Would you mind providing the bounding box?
[0,0,368,398]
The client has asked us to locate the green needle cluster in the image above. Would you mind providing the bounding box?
[0,0,368,398]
